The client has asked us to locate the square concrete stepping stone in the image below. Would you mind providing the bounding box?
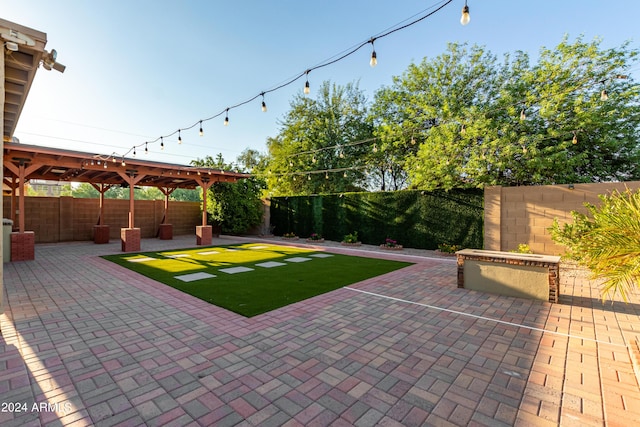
[219,266,254,274]
[175,272,216,282]
[309,253,334,258]
[128,257,156,263]
[284,257,313,263]
[256,261,287,268]
[197,250,219,255]
[166,254,190,258]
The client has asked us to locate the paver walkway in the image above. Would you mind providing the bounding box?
[1,235,639,426]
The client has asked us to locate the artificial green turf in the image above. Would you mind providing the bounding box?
[102,243,412,317]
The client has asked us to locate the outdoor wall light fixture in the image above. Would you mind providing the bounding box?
[42,49,66,73]
[460,1,470,25]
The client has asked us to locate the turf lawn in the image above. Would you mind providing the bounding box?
[102,242,412,317]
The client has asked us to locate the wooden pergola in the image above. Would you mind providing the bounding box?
[3,142,248,253]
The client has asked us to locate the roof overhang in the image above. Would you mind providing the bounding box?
[2,18,49,142]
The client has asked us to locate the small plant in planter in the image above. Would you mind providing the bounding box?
[510,243,533,254]
[380,238,403,250]
[282,232,298,240]
[437,242,461,255]
[306,233,325,243]
[341,231,361,246]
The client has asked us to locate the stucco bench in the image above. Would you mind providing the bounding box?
[456,249,560,303]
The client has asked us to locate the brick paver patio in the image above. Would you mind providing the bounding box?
[1,235,639,426]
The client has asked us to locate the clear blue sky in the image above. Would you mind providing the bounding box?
[3,0,639,167]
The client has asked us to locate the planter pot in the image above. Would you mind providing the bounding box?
[380,244,403,250]
[341,241,361,247]
[306,238,325,243]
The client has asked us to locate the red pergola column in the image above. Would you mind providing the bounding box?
[194,177,214,245]
[158,187,175,240]
[117,171,145,252]
[91,183,112,243]
[4,160,41,261]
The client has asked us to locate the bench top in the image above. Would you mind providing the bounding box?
[456,248,561,264]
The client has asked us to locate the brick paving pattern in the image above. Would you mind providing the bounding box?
[1,235,639,426]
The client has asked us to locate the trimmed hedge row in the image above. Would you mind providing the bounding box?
[270,189,483,250]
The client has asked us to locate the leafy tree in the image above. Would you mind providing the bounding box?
[263,81,373,196]
[549,188,640,302]
[193,153,266,233]
[372,38,640,190]
[170,188,201,202]
[206,178,266,234]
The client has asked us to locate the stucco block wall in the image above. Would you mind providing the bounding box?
[485,181,640,255]
[3,196,201,243]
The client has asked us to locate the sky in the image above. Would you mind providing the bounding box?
[3,0,640,168]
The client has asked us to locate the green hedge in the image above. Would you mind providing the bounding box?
[270,189,483,250]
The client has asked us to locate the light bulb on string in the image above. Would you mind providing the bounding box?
[121,158,126,167]
[373,143,378,153]
[199,121,204,136]
[601,89,608,101]
[572,131,578,145]
[304,70,311,95]
[145,142,148,154]
[160,136,164,150]
[308,174,311,181]
[178,129,182,144]
[224,108,229,126]
[104,162,107,169]
[460,1,470,25]
[520,108,526,121]
[339,150,344,159]
[460,124,466,135]
[261,93,267,112]
[133,147,136,157]
[369,38,377,67]
[343,171,347,178]
[325,172,329,180]
[312,155,316,164]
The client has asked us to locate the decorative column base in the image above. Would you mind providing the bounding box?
[11,231,35,261]
[158,224,173,240]
[196,225,212,246]
[93,225,110,244]
[121,228,141,252]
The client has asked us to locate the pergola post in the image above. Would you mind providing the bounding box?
[158,187,175,240]
[91,183,112,243]
[4,159,41,261]
[117,171,145,252]
[194,177,214,245]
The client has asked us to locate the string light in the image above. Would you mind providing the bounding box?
[224,109,229,126]
[600,81,609,101]
[178,129,182,144]
[160,136,164,150]
[572,131,578,144]
[261,93,267,112]
[373,143,378,153]
[199,121,204,136]
[520,108,527,121]
[369,38,377,67]
[133,147,136,157]
[145,142,148,154]
[460,1,470,25]
[304,70,311,95]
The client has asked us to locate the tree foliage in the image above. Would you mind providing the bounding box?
[372,37,640,190]
[262,81,374,196]
[549,188,640,302]
[193,153,266,234]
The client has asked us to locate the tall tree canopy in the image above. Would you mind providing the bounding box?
[262,81,374,196]
[372,37,640,189]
